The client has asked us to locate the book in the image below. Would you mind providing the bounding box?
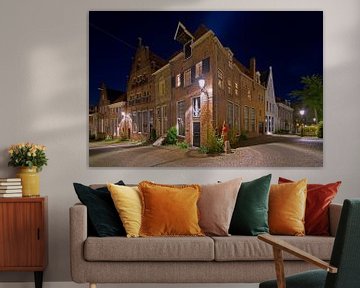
[0,182,22,186]
[0,193,22,198]
[0,178,21,182]
[0,187,22,192]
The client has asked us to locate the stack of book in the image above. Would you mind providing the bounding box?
[0,178,22,197]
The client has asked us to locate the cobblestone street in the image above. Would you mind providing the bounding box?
[89,135,323,167]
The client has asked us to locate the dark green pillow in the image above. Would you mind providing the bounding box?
[73,181,126,237]
[229,174,272,236]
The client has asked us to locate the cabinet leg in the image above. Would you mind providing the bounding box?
[34,271,43,288]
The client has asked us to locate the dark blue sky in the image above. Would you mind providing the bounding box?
[89,11,323,106]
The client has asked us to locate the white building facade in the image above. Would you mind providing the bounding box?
[262,67,278,134]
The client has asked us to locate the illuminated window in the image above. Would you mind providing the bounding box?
[176,74,181,87]
[195,61,202,78]
[235,83,238,95]
[192,97,201,118]
[177,101,185,136]
[227,79,232,95]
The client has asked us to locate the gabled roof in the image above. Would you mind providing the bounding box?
[174,22,194,44]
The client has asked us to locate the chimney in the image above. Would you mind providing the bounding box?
[250,57,256,79]
[138,37,142,47]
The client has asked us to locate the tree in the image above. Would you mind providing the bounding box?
[290,75,323,122]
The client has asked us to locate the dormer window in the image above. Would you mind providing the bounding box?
[184,40,192,59]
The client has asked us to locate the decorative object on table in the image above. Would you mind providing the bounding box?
[8,143,48,197]
[0,178,22,197]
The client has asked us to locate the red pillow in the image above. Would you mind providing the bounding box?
[278,177,341,236]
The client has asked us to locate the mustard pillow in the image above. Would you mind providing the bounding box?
[138,181,204,237]
[107,183,142,238]
[269,179,307,236]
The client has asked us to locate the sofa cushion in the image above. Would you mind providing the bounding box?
[269,179,307,236]
[229,174,271,236]
[84,236,214,261]
[139,181,203,237]
[212,235,334,261]
[73,181,126,237]
[198,178,242,236]
[279,177,341,236]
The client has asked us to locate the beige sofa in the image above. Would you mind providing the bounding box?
[70,202,342,288]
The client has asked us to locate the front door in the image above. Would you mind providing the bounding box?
[193,122,200,147]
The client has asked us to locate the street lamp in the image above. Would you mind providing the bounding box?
[299,109,305,136]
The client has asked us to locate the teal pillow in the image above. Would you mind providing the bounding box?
[73,181,126,237]
[229,174,272,236]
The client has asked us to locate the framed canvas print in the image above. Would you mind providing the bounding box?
[89,11,323,167]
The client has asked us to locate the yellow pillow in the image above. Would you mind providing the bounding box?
[107,183,142,238]
[269,179,307,236]
[138,181,204,237]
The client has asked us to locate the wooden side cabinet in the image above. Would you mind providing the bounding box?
[0,197,47,288]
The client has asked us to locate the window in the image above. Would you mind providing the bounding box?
[244,106,249,132]
[227,79,232,95]
[250,108,256,132]
[184,40,192,59]
[218,69,224,89]
[227,102,234,129]
[192,97,201,118]
[142,110,148,133]
[177,101,185,137]
[235,83,238,95]
[234,104,240,132]
[137,111,142,133]
[195,61,202,78]
[149,110,154,133]
[159,79,165,96]
[184,69,191,87]
[176,74,181,87]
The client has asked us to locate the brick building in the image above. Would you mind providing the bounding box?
[91,23,268,146]
[167,22,265,146]
[91,82,126,140]
[127,38,166,139]
[277,99,294,133]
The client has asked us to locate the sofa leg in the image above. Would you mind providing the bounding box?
[89,283,96,288]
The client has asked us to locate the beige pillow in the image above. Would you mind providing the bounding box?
[198,178,242,236]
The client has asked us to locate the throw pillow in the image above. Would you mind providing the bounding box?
[73,181,126,237]
[279,177,341,235]
[138,181,203,237]
[198,178,242,236]
[269,179,307,236]
[107,183,142,238]
[229,174,272,236]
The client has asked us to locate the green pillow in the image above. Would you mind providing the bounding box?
[229,174,272,236]
[73,181,126,237]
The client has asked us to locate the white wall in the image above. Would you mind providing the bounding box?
[0,0,359,283]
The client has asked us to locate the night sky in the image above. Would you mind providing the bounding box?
[89,11,323,106]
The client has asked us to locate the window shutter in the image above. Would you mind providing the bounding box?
[171,76,175,88]
[180,73,184,87]
[203,57,210,74]
[191,65,196,83]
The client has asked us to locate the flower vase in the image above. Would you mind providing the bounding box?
[16,167,40,197]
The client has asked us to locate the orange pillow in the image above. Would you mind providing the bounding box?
[138,181,204,237]
[269,179,307,236]
[278,177,341,235]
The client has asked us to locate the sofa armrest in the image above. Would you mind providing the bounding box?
[329,203,342,237]
[69,203,88,283]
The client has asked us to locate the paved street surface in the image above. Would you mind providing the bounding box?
[89,135,323,167]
